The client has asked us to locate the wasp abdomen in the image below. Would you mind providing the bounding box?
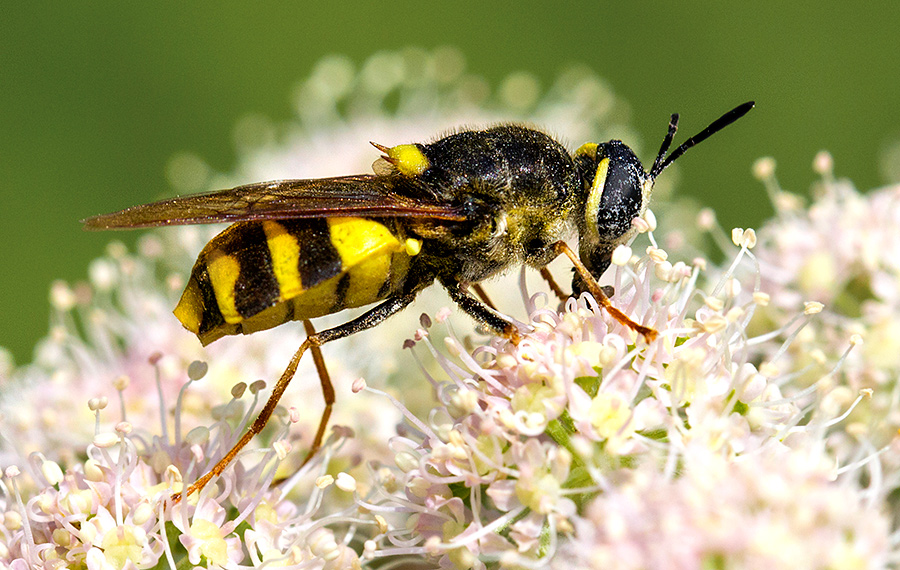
[174,217,419,345]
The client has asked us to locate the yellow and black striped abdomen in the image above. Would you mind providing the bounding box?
[174,217,421,345]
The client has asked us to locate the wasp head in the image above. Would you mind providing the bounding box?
[572,101,755,294]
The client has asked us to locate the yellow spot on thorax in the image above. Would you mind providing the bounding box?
[387,144,430,176]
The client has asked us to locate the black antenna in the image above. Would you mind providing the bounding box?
[649,101,755,180]
[650,113,681,178]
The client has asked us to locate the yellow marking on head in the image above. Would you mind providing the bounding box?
[263,221,303,300]
[207,250,242,324]
[575,142,598,158]
[173,277,203,334]
[584,157,610,244]
[404,237,422,256]
[387,144,430,176]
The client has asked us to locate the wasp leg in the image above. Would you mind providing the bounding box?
[172,289,421,503]
[442,278,522,345]
[539,267,568,304]
[542,266,614,302]
[300,319,334,469]
[551,241,658,342]
[469,282,497,311]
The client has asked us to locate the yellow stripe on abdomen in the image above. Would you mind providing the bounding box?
[173,217,421,346]
[328,217,404,308]
[207,250,242,324]
[263,220,303,300]
[173,276,204,334]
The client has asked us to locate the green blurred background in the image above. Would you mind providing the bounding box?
[2,2,899,364]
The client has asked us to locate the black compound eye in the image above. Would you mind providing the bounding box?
[585,141,647,243]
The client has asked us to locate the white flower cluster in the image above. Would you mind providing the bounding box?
[0,49,896,569]
[361,215,890,568]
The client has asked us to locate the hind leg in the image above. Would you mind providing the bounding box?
[172,289,420,502]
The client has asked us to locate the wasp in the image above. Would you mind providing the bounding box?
[84,101,754,500]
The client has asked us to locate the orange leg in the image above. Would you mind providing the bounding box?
[299,320,334,468]
[172,335,314,503]
[171,290,419,503]
[539,267,568,304]
[552,241,657,342]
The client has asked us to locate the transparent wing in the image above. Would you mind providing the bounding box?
[83,175,465,230]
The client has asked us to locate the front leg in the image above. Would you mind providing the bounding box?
[553,241,657,342]
[441,278,523,344]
